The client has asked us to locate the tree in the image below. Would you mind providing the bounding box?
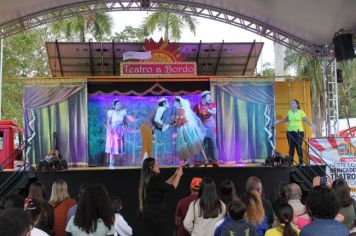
[49,12,113,42]
[260,62,275,76]
[337,58,356,119]
[1,27,51,126]
[3,28,50,78]
[111,26,148,42]
[284,48,325,136]
[142,12,198,41]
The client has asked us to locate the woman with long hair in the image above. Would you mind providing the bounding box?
[332,179,356,228]
[49,179,76,236]
[214,179,239,236]
[265,203,299,236]
[138,157,183,236]
[24,198,50,236]
[184,177,226,236]
[173,96,207,166]
[275,99,316,165]
[65,184,114,235]
[240,190,268,236]
[28,182,54,235]
[220,179,239,207]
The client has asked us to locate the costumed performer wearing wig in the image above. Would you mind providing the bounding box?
[173,96,207,167]
[105,99,134,167]
[275,99,316,165]
[140,97,171,159]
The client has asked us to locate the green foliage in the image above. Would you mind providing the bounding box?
[3,28,50,78]
[1,79,23,126]
[261,62,275,76]
[1,28,51,126]
[142,12,198,41]
[337,58,356,118]
[111,26,149,42]
[49,12,113,42]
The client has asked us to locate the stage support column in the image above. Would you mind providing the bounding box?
[0,35,3,119]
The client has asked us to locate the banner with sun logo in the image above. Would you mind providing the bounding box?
[120,38,196,77]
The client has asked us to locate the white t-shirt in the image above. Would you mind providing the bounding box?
[66,216,115,236]
[113,213,132,236]
[31,227,50,236]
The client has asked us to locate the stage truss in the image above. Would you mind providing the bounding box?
[0,0,328,58]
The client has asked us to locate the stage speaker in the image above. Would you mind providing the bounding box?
[333,34,355,61]
[141,0,150,9]
[337,69,343,83]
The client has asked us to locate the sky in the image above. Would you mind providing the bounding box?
[109,11,275,73]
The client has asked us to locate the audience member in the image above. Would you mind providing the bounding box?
[183,177,226,236]
[220,199,257,236]
[214,179,239,236]
[287,183,310,229]
[24,198,50,236]
[273,182,289,213]
[28,181,54,235]
[138,157,183,236]
[0,208,32,236]
[350,218,356,236]
[65,184,115,236]
[241,190,269,236]
[246,176,274,228]
[49,179,76,236]
[175,177,202,236]
[0,193,25,210]
[66,183,88,223]
[332,179,356,228]
[300,185,348,236]
[219,179,239,207]
[111,195,132,236]
[265,203,299,236]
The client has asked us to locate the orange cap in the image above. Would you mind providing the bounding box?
[190,177,202,190]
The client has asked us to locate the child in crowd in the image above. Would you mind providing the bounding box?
[220,199,257,236]
[111,195,132,236]
[265,203,299,236]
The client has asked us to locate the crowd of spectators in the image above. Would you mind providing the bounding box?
[0,157,355,236]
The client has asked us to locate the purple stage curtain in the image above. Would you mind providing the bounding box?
[211,79,275,164]
[23,80,88,166]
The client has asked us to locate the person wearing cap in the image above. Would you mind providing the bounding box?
[175,177,202,236]
[193,91,219,166]
[105,99,128,167]
[140,97,170,159]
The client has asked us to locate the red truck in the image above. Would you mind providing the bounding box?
[0,120,23,169]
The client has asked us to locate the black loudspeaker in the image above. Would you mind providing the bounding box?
[337,69,343,83]
[333,34,355,61]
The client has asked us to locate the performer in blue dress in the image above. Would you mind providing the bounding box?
[173,96,207,167]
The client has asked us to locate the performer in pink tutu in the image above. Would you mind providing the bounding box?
[105,99,129,167]
[173,96,207,167]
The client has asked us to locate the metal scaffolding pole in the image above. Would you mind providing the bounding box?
[324,58,339,136]
[0,36,3,119]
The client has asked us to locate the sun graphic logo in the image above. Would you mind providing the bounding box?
[143,37,184,62]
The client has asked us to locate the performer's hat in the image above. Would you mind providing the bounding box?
[190,177,202,191]
[200,90,211,98]
[158,97,167,103]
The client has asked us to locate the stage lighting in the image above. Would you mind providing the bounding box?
[141,0,150,9]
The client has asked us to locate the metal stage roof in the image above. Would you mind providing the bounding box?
[1,1,355,57]
[46,41,263,77]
